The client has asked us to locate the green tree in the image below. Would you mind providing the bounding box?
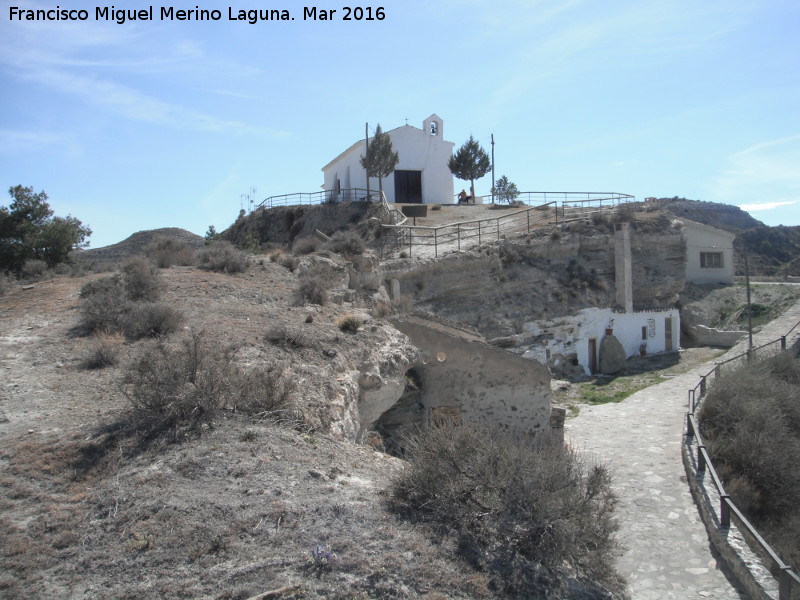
[360,124,399,196]
[493,175,520,204]
[448,136,491,200]
[0,185,91,274]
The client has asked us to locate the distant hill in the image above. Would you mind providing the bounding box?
[653,197,800,276]
[77,227,205,267]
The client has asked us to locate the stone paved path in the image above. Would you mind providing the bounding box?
[565,298,800,600]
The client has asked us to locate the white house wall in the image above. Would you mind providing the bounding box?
[683,221,735,284]
[521,307,680,376]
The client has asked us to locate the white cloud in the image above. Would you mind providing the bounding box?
[739,200,798,212]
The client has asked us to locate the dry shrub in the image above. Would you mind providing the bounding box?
[120,302,183,339]
[700,350,800,572]
[21,259,47,280]
[372,300,393,318]
[292,236,320,256]
[391,423,624,598]
[323,231,364,256]
[120,256,162,301]
[280,255,298,272]
[195,242,248,273]
[337,314,362,333]
[265,324,309,349]
[295,266,333,305]
[78,263,182,339]
[613,202,636,223]
[123,330,294,434]
[146,236,194,268]
[80,331,125,369]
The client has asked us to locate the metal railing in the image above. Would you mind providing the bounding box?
[257,188,378,209]
[380,191,638,258]
[458,191,635,207]
[381,202,559,258]
[685,329,800,599]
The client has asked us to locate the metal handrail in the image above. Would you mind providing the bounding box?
[467,191,635,206]
[382,192,637,257]
[686,327,799,599]
[257,188,379,209]
[382,203,558,257]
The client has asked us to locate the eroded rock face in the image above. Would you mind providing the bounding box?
[383,225,686,341]
[356,341,418,441]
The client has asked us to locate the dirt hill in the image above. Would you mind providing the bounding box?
[78,227,206,269]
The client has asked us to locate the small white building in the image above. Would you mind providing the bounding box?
[322,114,455,205]
[521,307,680,376]
[682,219,736,284]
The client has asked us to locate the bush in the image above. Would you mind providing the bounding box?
[21,259,47,279]
[120,257,162,302]
[78,266,181,339]
[79,277,127,333]
[123,331,294,434]
[292,236,320,256]
[323,231,364,256]
[121,302,183,339]
[337,314,362,333]
[280,255,298,272]
[80,331,124,369]
[265,324,309,349]
[146,237,194,268]
[613,202,636,223]
[391,424,623,597]
[700,351,800,572]
[295,267,332,305]
[196,242,248,273]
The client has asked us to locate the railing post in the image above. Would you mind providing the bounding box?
[697,445,706,472]
[714,364,721,381]
[778,567,792,600]
[781,336,787,350]
[720,495,731,529]
[457,224,461,251]
[700,376,707,397]
[686,413,694,438]
[497,219,500,241]
[527,210,530,232]
[689,389,695,413]
[434,229,438,258]
[478,221,481,246]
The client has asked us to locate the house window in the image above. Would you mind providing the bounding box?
[700,252,723,268]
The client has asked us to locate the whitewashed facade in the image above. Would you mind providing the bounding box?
[682,219,735,284]
[521,307,680,376]
[322,114,455,205]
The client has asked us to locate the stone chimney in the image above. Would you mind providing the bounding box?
[615,223,633,313]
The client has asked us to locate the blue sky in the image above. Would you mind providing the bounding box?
[2,0,799,248]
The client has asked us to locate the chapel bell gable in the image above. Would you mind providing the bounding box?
[424,114,443,138]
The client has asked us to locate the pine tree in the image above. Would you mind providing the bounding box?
[493,175,520,204]
[360,124,399,196]
[448,136,491,199]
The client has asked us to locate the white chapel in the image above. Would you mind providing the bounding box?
[322,114,455,204]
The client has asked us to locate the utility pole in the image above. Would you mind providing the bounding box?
[491,134,495,204]
[365,122,370,201]
[744,248,754,356]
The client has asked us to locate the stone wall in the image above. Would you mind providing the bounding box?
[390,317,553,436]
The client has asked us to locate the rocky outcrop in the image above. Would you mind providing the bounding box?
[381,224,686,341]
